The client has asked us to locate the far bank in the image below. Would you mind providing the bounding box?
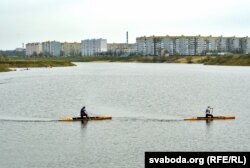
[0,58,75,72]
[68,55,250,66]
[1,55,250,72]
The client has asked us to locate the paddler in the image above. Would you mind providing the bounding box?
[80,106,89,119]
[205,106,213,118]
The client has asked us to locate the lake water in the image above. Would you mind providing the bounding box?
[0,63,250,168]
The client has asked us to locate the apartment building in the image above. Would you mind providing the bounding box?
[218,37,229,52]
[107,43,137,56]
[176,37,192,55]
[136,36,167,56]
[206,37,218,52]
[242,37,250,54]
[107,43,127,54]
[128,43,137,55]
[61,42,81,57]
[162,37,174,55]
[196,37,207,55]
[136,35,250,56]
[26,43,42,56]
[42,41,61,57]
[136,37,147,56]
[81,39,107,56]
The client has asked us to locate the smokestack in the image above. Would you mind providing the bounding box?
[126,31,128,44]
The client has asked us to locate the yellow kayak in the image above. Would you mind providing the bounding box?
[184,116,235,121]
[59,116,112,121]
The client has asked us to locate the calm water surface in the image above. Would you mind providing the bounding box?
[0,63,250,168]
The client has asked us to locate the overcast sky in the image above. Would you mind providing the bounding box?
[0,0,250,50]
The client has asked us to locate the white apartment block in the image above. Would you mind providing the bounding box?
[188,38,196,55]
[128,43,137,55]
[162,38,174,55]
[228,37,241,53]
[81,39,107,56]
[107,43,127,53]
[61,42,81,56]
[25,43,42,56]
[242,37,250,54]
[175,37,197,55]
[196,37,207,55]
[136,35,250,56]
[107,43,137,56]
[175,38,189,55]
[207,37,218,52]
[218,37,228,52]
[42,41,61,57]
[136,36,167,56]
[146,37,155,55]
[136,37,147,56]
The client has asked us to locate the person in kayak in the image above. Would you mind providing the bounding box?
[205,106,213,118]
[80,106,89,119]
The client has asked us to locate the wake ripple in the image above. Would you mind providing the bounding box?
[113,116,183,122]
[0,117,58,123]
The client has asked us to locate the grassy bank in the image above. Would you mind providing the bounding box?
[0,58,75,72]
[1,55,249,72]
[199,55,250,66]
[68,56,187,63]
[68,55,250,66]
[0,64,11,72]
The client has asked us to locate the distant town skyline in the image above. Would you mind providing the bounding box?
[1,0,250,50]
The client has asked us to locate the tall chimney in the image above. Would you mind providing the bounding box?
[126,31,128,44]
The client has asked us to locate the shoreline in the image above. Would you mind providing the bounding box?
[70,55,250,66]
[0,59,75,72]
[1,55,250,72]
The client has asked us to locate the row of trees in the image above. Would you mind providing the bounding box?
[0,50,25,57]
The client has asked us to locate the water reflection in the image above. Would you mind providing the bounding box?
[81,120,88,128]
[205,120,213,134]
[206,120,213,126]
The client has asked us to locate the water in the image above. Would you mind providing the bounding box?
[0,63,250,168]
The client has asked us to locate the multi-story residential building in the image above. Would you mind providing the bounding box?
[175,37,188,55]
[136,35,250,56]
[26,43,42,56]
[189,37,196,55]
[207,37,218,52]
[218,37,229,52]
[128,43,137,55]
[15,48,25,52]
[146,36,155,55]
[137,36,199,56]
[61,42,81,57]
[136,36,147,56]
[81,39,107,56]
[162,37,174,55]
[242,37,250,54]
[42,41,61,57]
[136,36,170,56]
[107,43,136,56]
[175,37,197,55]
[107,43,127,55]
[196,37,207,55]
[228,37,241,53]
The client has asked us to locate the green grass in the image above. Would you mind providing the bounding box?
[67,56,184,63]
[1,55,250,73]
[0,58,75,72]
[0,64,11,72]
[199,55,250,66]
